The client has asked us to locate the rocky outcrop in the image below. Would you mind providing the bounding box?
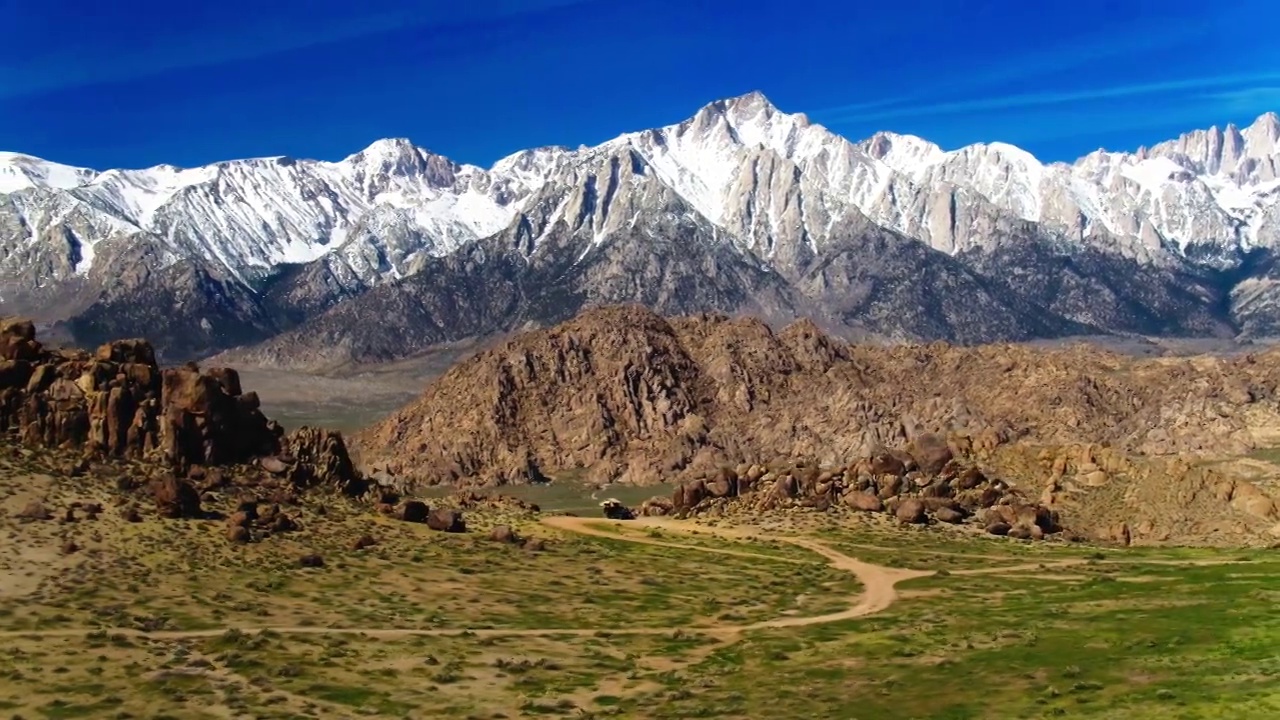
[357,306,1280,490]
[911,439,1280,545]
[0,317,365,495]
[663,450,1063,540]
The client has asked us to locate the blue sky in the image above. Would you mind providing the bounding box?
[2,0,1277,169]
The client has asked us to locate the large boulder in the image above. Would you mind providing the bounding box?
[843,492,883,512]
[907,433,954,475]
[427,509,466,533]
[94,339,156,365]
[0,319,41,362]
[867,453,907,477]
[488,525,521,544]
[895,498,927,524]
[954,467,986,490]
[282,427,365,495]
[876,474,905,498]
[152,476,202,519]
[673,480,708,512]
[639,496,674,516]
[398,500,429,523]
[934,506,966,524]
[14,501,52,521]
[705,468,738,498]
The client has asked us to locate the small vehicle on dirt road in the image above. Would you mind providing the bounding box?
[599,498,635,520]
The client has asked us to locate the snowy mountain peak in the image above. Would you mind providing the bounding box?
[1145,112,1280,183]
[699,90,779,119]
[861,132,948,179]
[0,152,97,193]
[345,137,468,192]
[351,137,420,161]
[1251,112,1280,140]
[4,94,1280,311]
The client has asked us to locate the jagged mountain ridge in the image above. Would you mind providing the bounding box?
[3,93,1279,361]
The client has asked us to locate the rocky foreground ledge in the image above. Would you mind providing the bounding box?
[0,317,365,501]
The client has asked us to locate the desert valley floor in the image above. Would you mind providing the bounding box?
[2,446,1279,719]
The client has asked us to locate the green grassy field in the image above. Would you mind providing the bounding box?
[3,461,1277,719]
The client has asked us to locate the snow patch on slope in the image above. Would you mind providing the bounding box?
[1121,157,1185,197]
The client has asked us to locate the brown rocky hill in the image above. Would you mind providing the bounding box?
[356,305,1280,544]
[0,317,363,497]
[357,305,1280,485]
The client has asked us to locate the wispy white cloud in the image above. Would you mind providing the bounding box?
[820,11,1232,117]
[821,72,1280,124]
[1205,86,1280,113]
[0,0,592,100]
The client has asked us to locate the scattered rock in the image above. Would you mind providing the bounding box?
[259,456,288,475]
[15,501,52,521]
[350,534,378,551]
[1082,470,1110,487]
[985,522,1012,536]
[152,476,202,519]
[427,509,466,533]
[269,514,299,533]
[399,500,429,523]
[488,525,521,544]
[60,540,79,554]
[298,554,325,568]
[227,525,251,544]
[1007,524,1034,540]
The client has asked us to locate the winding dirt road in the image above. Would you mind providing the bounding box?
[0,515,933,641]
[541,515,934,630]
[3,514,1240,642]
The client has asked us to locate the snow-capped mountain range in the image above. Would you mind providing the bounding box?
[3,91,1279,363]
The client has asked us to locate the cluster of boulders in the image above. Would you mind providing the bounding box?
[377,496,467,533]
[0,318,364,495]
[225,499,302,543]
[14,499,103,524]
[364,489,547,549]
[652,433,1063,540]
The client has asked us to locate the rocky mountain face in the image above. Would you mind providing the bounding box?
[3,95,1280,363]
[355,305,1280,544]
[355,305,1280,480]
